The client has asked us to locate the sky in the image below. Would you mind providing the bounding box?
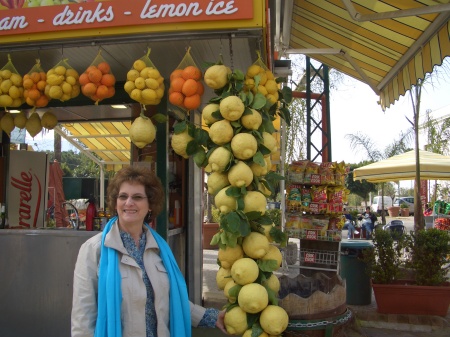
[329,65,450,165]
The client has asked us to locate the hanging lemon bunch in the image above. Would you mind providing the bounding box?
[45,58,80,102]
[169,53,293,336]
[0,54,24,108]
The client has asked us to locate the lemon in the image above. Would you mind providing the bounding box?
[261,224,274,242]
[219,95,245,121]
[260,305,289,335]
[140,67,152,79]
[261,245,282,270]
[141,88,157,101]
[262,132,277,153]
[171,128,193,159]
[207,171,230,195]
[1,69,12,79]
[1,112,15,134]
[214,186,237,214]
[54,65,66,76]
[259,70,268,86]
[243,78,255,92]
[209,119,234,145]
[207,147,232,172]
[8,85,20,99]
[240,108,262,130]
[243,191,267,215]
[127,69,140,82]
[46,74,64,86]
[231,257,259,285]
[215,267,231,290]
[204,64,229,89]
[0,94,13,107]
[129,116,156,148]
[133,59,146,72]
[26,112,42,138]
[242,232,270,259]
[0,79,12,93]
[134,77,146,90]
[14,111,27,129]
[147,67,161,79]
[223,279,238,303]
[265,79,278,94]
[227,161,253,188]
[238,283,269,313]
[130,89,142,102]
[246,64,262,78]
[231,133,258,160]
[263,274,280,294]
[124,80,135,93]
[250,157,270,177]
[10,73,22,87]
[224,306,248,335]
[266,92,279,105]
[242,329,269,337]
[66,68,79,79]
[218,244,244,269]
[202,103,220,125]
[256,84,268,96]
[265,70,275,81]
[41,111,58,130]
[48,86,63,99]
[61,82,72,94]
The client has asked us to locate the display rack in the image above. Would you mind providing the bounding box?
[283,161,349,275]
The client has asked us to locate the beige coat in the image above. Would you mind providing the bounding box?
[71,221,206,337]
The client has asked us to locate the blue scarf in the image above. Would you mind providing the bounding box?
[95,217,191,337]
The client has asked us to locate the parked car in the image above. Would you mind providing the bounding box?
[393,196,414,215]
[370,196,393,215]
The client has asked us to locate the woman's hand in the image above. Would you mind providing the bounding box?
[215,310,228,334]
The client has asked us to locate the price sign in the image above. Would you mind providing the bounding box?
[310,174,321,184]
[306,230,318,240]
[304,252,316,263]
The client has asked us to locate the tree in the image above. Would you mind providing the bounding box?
[346,162,377,206]
[345,130,413,224]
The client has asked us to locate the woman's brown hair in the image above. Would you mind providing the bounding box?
[106,166,165,218]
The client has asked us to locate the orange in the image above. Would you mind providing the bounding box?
[39,71,46,81]
[88,68,102,84]
[181,78,198,97]
[96,85,109,100]
[106,86,115,98]
[30,72,41,83]
[28,88,40,101]
[35,95,49,107]
[196,81,204,95]
[85,65,97,74]
[97,62,111,74]
[23,78,34,90]
[26,97,35,106]
[183,94,201,110]
[79,73,90,86]
[101,73,116,87]
[37,80,46,91]
[82,82,97,97]
[170,69,184,81]
[170,77,185,92]
[182,66,202,81]
[169,91,184,106]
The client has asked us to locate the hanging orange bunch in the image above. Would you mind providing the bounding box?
[23,59,49,108]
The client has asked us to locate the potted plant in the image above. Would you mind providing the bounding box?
[400,203,409,216]
[387,205,400,217]
[363,228,450,316]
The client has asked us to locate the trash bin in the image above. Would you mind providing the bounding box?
[340,240,373,305]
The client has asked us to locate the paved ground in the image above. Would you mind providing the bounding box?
[199,215,450,337]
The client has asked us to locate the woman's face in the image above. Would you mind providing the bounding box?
[116,181,149,226]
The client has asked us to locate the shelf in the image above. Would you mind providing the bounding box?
[286,228,342,242]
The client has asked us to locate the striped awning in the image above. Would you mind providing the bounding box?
[56,121,132,172]
[285,0,450,110]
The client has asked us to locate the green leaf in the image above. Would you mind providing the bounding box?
[185,140,198,156]
[258,143,271,156]
[237,197,245,211]
[261,118,276,134]
[251,130,263,142]
[173,121,187,134]
[256,214,274,225]
[193,150,207,167]
[210,232,221,246]
[251,93,267,110]
[276,77,287,84]
[281,86,293,103]
[265,171,285,182]
[252,151,265,166]
[195,128,210,145]
[253,74,261,88]
[250,323,264,337]
[231,120,242,128]
[234,69,245,80]
[265,285,279,306]
[242,106,253,116]
[270,227,288,247]
[225,212,241,233]
[238,217,251,237]
[226,186,241,197]
[246,211,263,221]
[279,106,291,126]
[152,113,167,123]
[211,110,222,120]
[257,259,279,272]
[227,284,242,299]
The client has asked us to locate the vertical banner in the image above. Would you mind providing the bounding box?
[7,151,48,228]
[420,180,428,207]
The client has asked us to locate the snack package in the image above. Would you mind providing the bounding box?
[168,46,203,111]
[288,160,308,183]
[311,185,328,203]
[311,217,329,236]
[335,161,350,185]
[124,48,165,106]
[244,50,279,105]
[45,58,80,102]
[23,59,48,108]
[304,161,320,184]
[80,50,116,104]
[287,184,302,211]
[285,213,301,229]
[320,162,336,185]
[0,54,24,108]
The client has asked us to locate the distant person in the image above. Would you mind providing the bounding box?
[343,208,359,239]
[358,206,377,240]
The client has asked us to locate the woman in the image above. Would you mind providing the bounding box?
[72,166,226,337]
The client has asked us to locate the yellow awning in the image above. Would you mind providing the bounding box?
[285,0,450,110]
[57,121,132,172]
[353,150,450,182]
